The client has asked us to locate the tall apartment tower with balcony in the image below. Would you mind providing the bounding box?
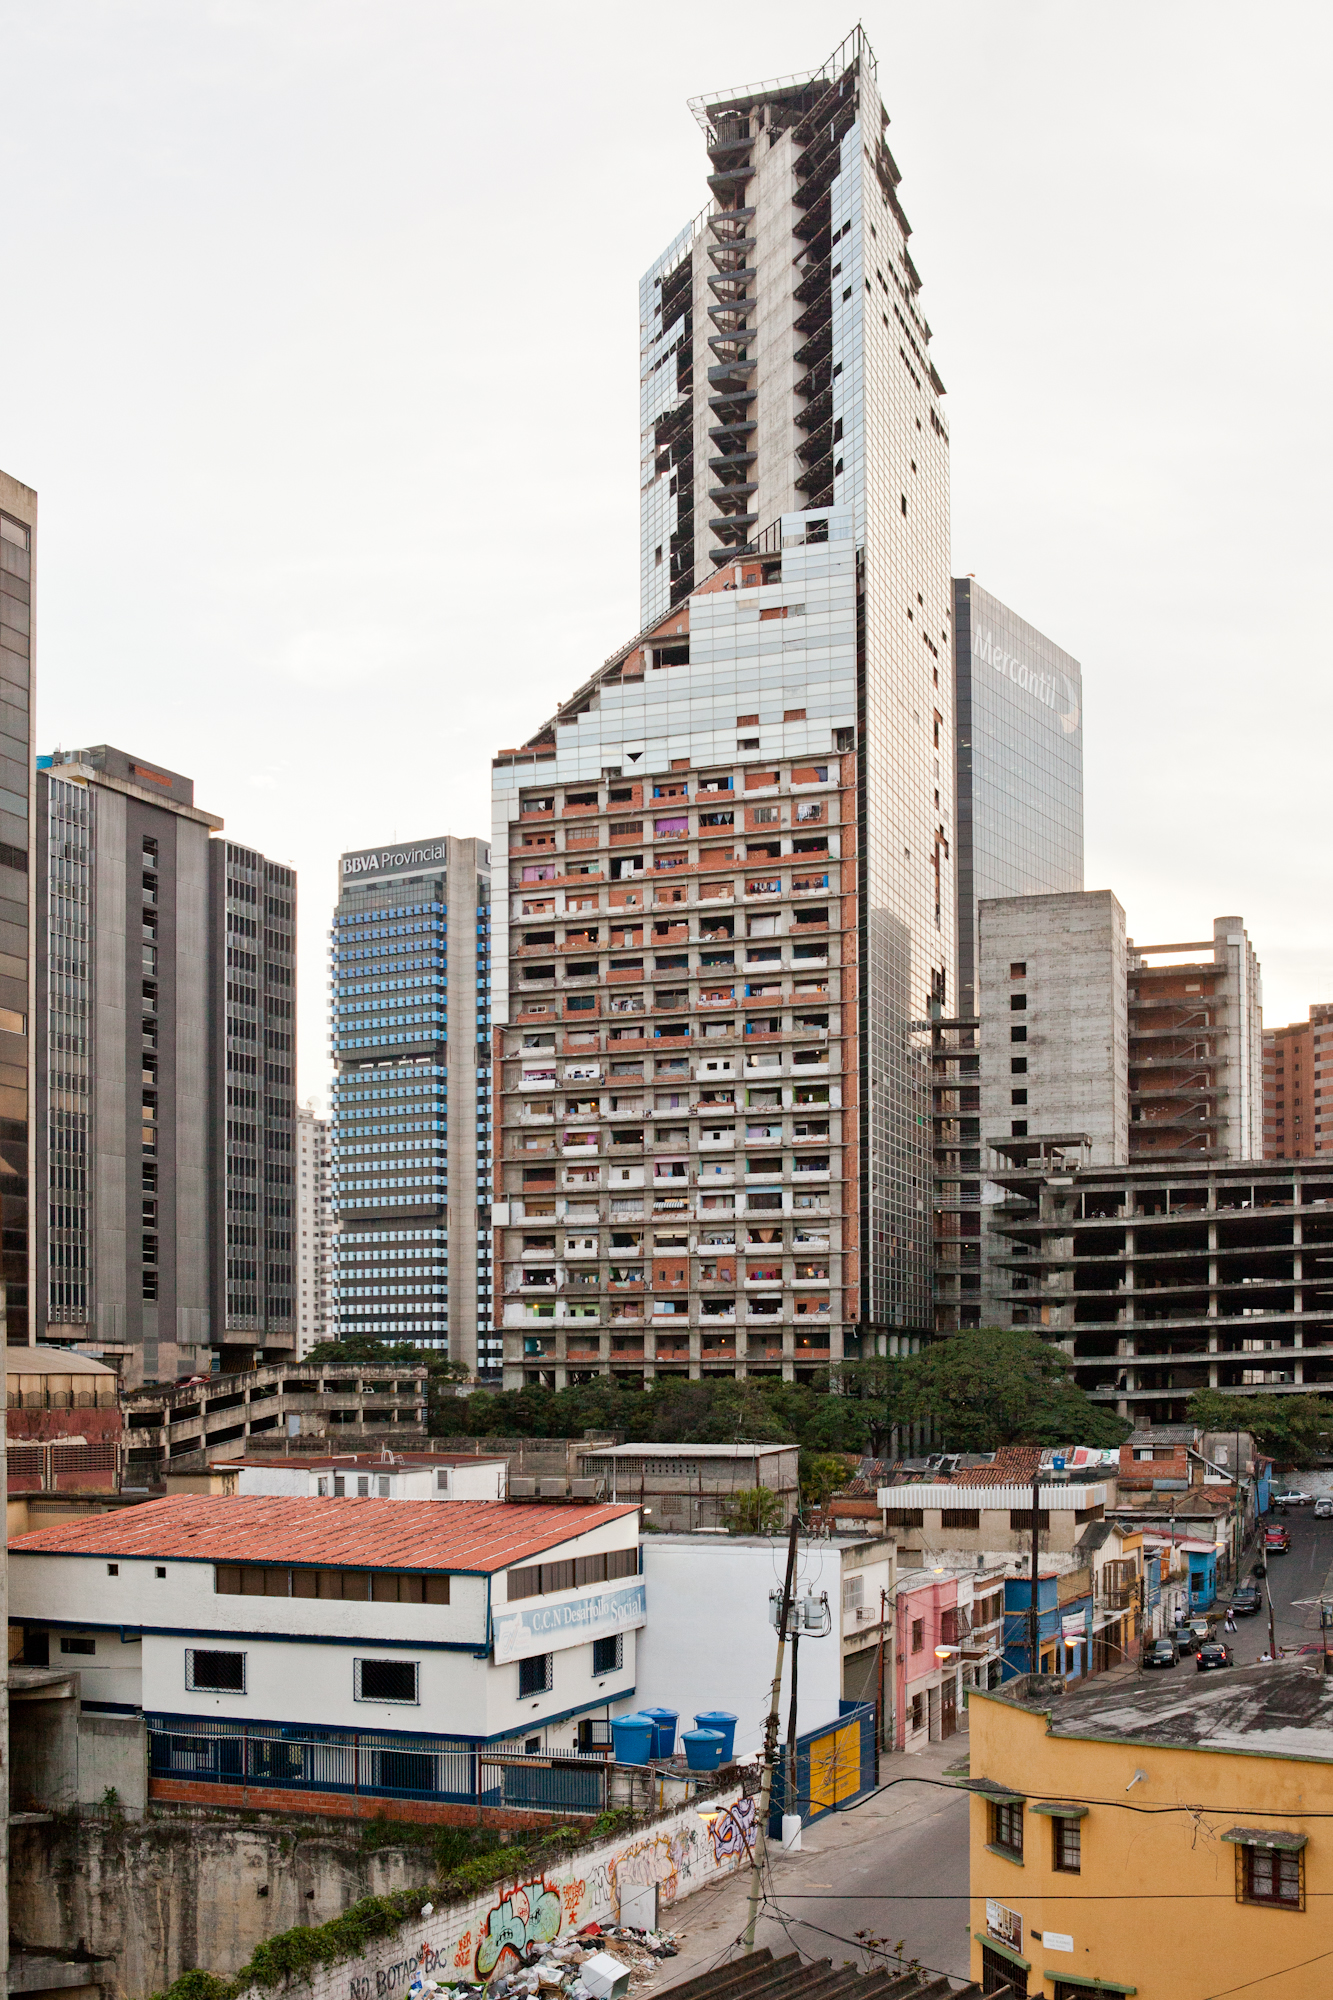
[0,472,36,1353]
[207,841,297,1372]
[296,1103,334,1355]
[330,837,493,1374]
[494,30,952,1389]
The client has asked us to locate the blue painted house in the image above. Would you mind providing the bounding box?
[1002,1571,1094,1680]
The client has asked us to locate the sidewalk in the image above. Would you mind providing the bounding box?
[662,1735,971,1988]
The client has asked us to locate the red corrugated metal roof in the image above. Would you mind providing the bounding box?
[948,1446,1044,1489]
[7,1496,638,1573]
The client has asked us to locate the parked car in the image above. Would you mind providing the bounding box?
[1189,1616,1213,1641]
[1315,1497,1333,1520]
[1144,1637,1178,1670]
[1266,1527,1291,1554]
[1172,1623,1201,1654]
[1272,1489,1312,1506]
[1231,1582,1263,1616]
[1197,1642,1234,1672]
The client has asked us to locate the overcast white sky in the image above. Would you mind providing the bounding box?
[4,1,1331,1110]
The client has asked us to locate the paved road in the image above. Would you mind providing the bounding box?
[666,1739,970,1988]
[1223,1504,1333,1662]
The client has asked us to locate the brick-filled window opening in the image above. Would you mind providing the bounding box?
[507,1548,639,1601]
[592,1633,623,1675]
[1237,1841,1303,1909]
[216,1564,448,1604]
[519,1652,554,1697]
[1052,1815,1082,1873]
[911,1617,925,1654]
[990,1800,1023,1858]
[186,1648,246,1693]
[354,1658,419,1704]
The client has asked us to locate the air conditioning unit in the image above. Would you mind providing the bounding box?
[539,1477,569,1499]
[571,1477,602,1500]
[856,1606,878,1623]
[509,1476,537,1498]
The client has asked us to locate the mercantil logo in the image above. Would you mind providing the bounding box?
[975,628,1080,734]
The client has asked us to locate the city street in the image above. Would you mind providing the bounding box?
[1224,1501,1333,1663]
[665,1738,970,1987]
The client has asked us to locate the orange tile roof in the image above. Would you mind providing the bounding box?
[8,1496,638,1574]
[949,1446,1044,1489]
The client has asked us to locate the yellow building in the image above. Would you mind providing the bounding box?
[967,1660,1333,1998]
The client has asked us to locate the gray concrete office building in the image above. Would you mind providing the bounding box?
[0,474,35,1355]
[330,836,493,1375]
[36,748,298,1385]
[207,839,297,1371]
[953,579,1083,1019]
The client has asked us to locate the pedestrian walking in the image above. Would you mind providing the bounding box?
[1225,1605,1237,1634]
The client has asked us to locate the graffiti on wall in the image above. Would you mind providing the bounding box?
[704,1796,756,1865]
[333,1792,752,2000]
[475,1882,564,1977]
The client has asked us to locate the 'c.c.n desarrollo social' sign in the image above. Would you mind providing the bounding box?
[491,1582,647,1664]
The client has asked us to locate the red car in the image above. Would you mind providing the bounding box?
[1266,1527,1291,1554]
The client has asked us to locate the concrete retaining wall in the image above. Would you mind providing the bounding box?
[235,1786,753,2000]
[8,1790,754,2000]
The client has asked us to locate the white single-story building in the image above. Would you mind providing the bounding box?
[9,1495,643,1813]
[231,1452,508,1502]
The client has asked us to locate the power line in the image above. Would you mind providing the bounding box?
[1202,1946,1333,1997]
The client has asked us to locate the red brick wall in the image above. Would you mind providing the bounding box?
[148,1778,556,1831]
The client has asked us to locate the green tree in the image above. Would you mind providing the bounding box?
[725,1486,786,1534]
[841,1329,1129,1453]
[800,1451,855,1511]
[1186,1389,1333,1470]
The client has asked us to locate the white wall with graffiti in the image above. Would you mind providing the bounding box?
[235,1789,757,2000]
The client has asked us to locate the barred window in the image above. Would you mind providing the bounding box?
[354,1658,418,1704]
[518,1652,553,1698]
[592,1634,623,1675]
[186,1649,246,1693]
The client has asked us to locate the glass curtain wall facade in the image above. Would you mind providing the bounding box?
[43,776,89,1329]
[952,578,1083,1019]
[330,837,492,1372]
[0,473,34,1351]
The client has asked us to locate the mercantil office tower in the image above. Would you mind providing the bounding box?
[330,838,494,1374]
[493,30,952,1387]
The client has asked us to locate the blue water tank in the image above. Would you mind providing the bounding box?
[681,1727,725,1772]
[610,1713,655,1765]
[640,1707,679,1758]
[693,1710,738,1761]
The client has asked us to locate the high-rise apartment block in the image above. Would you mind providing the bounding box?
[296,1104,334,1355]
[952,579,1083,1020]
[0,471,35,1353]
[1262,1005,1333,1160]
[494,30,953,1387]
[330,837,493,1373]
[36,748,297,1384]
[209,840,297,1369]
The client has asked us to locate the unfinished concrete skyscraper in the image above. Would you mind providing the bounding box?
[493,29,952,1387]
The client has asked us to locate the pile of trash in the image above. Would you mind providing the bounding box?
[409,1923,683,2000]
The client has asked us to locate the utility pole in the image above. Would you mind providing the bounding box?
[786,1615,800,1809]
[876,1586,889,1752]
[743,1515,799,1953]
[1028,1473,1042,1676]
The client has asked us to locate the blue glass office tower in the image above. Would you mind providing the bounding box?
[330,835,493,1371]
